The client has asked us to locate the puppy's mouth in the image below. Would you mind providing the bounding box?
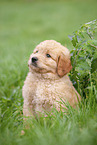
[30,62,41,70]
[30,62,47,73]
[32,62,37,67]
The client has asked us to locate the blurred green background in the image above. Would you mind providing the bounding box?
[0,0,97,57]
[0,0,97,81]
[0,0,97,77]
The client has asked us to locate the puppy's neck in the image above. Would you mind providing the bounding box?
[41,72,60,80]
[30,70,62,80]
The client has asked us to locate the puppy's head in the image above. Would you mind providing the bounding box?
[28,40,72,77]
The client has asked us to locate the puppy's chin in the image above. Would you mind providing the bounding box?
[31,62,37,67]
[29,64,49,74]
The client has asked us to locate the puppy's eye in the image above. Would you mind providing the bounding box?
[46,54,51,58]
[36,51,38,53]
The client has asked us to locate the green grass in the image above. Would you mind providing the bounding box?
[0,0,97,145]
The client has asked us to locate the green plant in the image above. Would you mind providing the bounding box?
[69,20,97,98]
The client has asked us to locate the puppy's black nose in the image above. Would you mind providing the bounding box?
[32,57,38,63]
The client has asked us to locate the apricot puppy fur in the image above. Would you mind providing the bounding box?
[22,40,81,117]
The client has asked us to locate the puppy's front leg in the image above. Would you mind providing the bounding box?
[23,101,33,117]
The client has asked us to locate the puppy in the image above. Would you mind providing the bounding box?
[22,40,81,117]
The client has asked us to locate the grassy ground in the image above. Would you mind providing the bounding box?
[0,0,97,145]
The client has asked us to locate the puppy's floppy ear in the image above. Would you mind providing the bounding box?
[57,52,72,77]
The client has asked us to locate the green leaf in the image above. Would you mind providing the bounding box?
[91,58,97,73]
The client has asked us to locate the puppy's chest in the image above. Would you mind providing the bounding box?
[36,81,56,96]
[34,80,61,101]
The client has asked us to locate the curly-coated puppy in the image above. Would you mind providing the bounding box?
[22,40,81,117]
